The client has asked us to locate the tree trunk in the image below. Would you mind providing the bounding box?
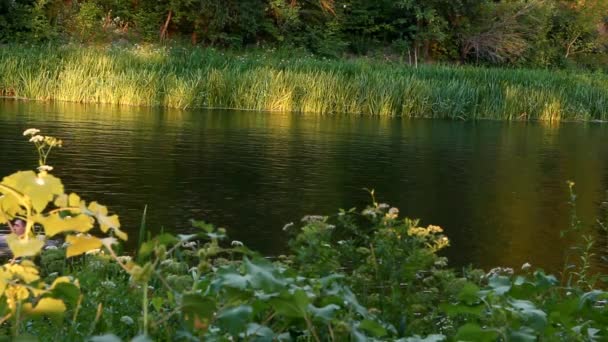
[160,10,172,41]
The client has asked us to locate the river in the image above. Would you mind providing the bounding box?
[1,100,607,273]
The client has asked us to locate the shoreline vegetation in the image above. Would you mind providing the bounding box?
[2,45,608,122]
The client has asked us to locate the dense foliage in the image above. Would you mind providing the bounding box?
[1,0,607,68]
[0,130,606,340]
[2,45,608,120]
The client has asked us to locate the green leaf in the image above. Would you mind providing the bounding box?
[181,293,216,323]
[242,323,274,342]
[270,290,309,318]
[488,275,512,295]
[151,297,164,312]
[243,258,285,292]
[308,303,340,322]
[455,323,499,342]
[533,271,558,289]
[458,282,481,305]
[509,299,547,331]
[216,305,253,335]
[89,334,122,342]
[440,303,484,317]
[403,334,446,342]
[509,327,537,342]
[49,282,80,307]
[218,272,251,290]
[358,319,388,337]
[131,335,153,342]
[579,290,608,309]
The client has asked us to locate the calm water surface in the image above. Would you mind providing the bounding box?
[1,100,607,272]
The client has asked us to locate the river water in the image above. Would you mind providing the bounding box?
[1,100,607,272]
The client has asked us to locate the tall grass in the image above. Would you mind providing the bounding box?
[1,44,608,121]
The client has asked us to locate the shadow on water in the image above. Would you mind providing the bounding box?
[1,99,607,273]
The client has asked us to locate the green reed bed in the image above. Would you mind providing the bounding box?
[1,44,608,121]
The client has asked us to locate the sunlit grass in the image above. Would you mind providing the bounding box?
[1,44,608,121]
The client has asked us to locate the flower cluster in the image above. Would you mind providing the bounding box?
[23,128,63,170]
[407,225,449,252]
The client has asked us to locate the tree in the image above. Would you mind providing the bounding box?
[553,0,608,59]
[458,0,549,64]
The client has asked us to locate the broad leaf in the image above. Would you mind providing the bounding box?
[65,235,102,258]
[217,305,253,335]
[23,297,66,319]
[358,319,388,337]
[455,323,499,342]
[181,293,216,323]
[2,171,63,213]
[308,303,340,322]
[6,234,44,258]
[270,290,309,318]
[35,213,94,237]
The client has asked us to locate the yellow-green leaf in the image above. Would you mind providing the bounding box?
[99,214,120,234]
[113,227,128,241]
[6,260,40,283]
[68,193,81,207]
[50,276,75,289]
[0,192,22,219]
[87,202,108,217]
[0,269,12,296]
[56,193,81,208]
[24,297,66,317]
[6,234,45,258]
[35,213,94,237]
[66,235,102,258]
[54,194,68,208]
[2,171,64,213]
[87,202,127,241]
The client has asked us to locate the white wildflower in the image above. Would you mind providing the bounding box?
[160,259,173,266]
[301,215,325,223]
[101,280,116,289]
[23,128,40,136]
[521,262,532,271]
[120,316,134,325]
[37,165,54,172]
[182,241,196,249]
[282,222,294,231]
[231,240,244,247]
[29,135,44,143]
[116,255,132,263]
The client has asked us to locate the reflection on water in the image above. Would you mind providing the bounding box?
[0,100,607,272]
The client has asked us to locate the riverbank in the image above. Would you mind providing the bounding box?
[2,44,608,121]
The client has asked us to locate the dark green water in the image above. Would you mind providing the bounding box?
[1,100,607,272]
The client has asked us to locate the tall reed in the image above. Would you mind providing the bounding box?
[1,44,608,121]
